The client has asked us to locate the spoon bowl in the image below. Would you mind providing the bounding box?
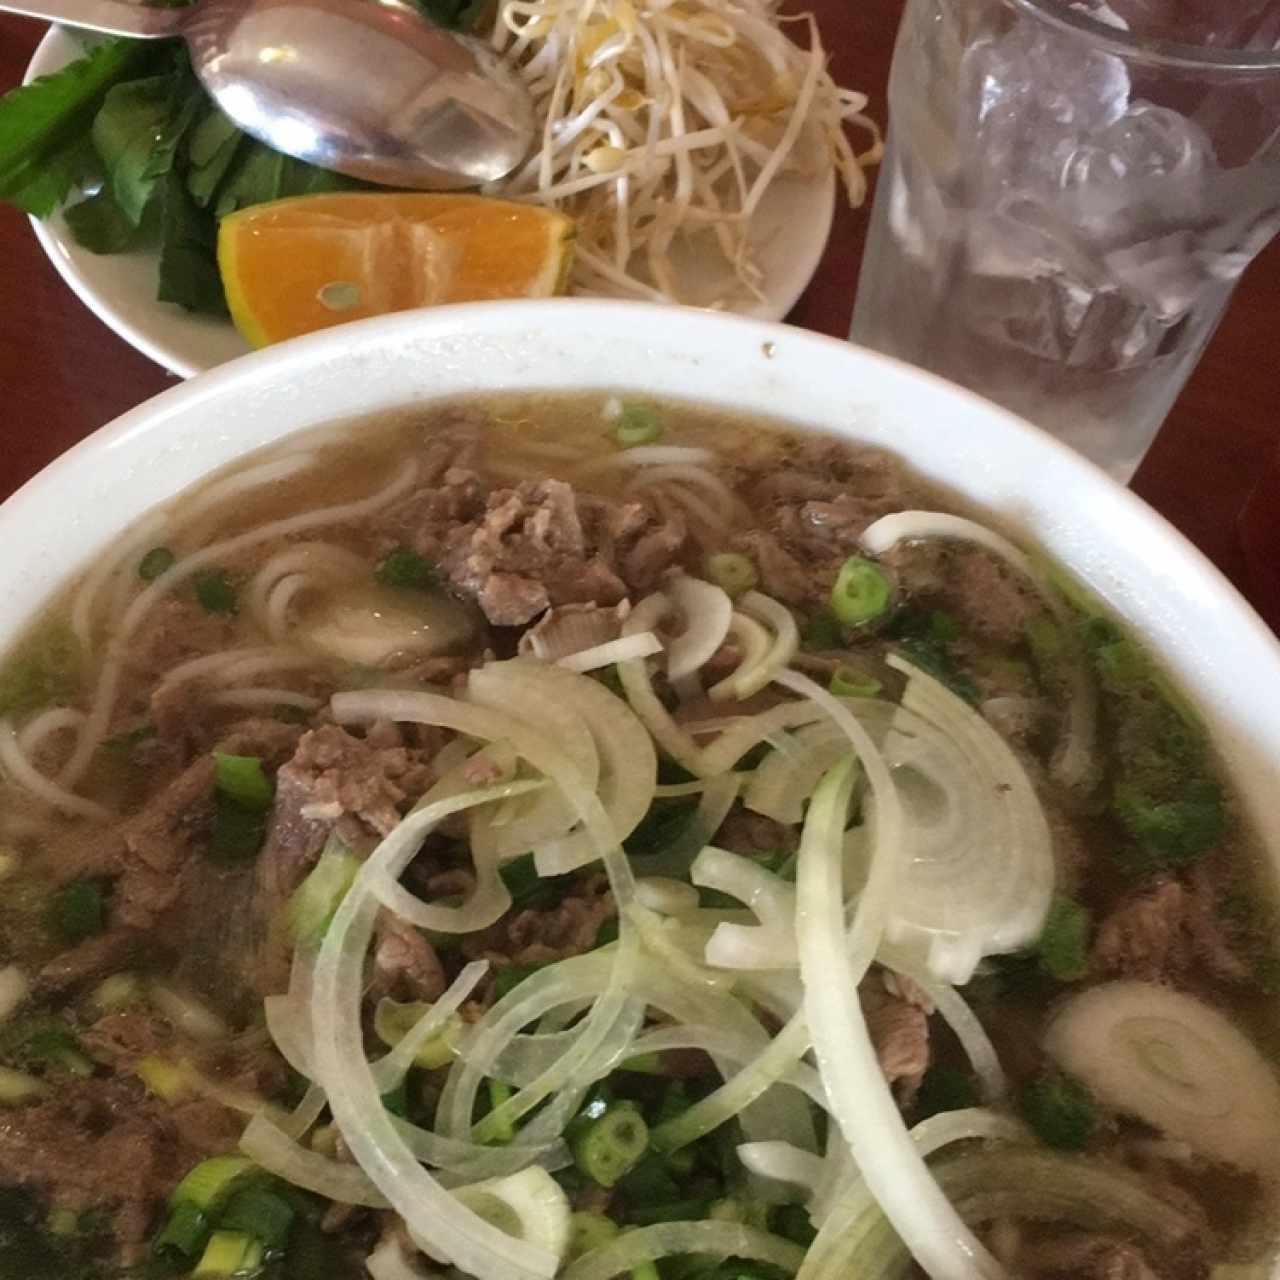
[3,0,536,188]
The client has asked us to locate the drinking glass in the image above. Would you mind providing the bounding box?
[850,0,1280,481]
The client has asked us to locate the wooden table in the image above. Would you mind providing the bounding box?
[1,3,1277,632]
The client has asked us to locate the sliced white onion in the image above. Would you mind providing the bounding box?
[794,753,999,1280]
[706,612,774,703]
[665,576,734,681]
[738,1141,828,1200]
[310,781,577,1280]
[878,945,1007,1104]
[634,876,701,915]
[0,966,29,1025]
[743,720,853,825]
[240,1113,389,1207]
[149,981,229,1043]
[692,846,797,971]
[628,772,740,878]
[562,1221,805,1280]
[882,655,1054,984]
[366,1235,439,1280]
[372,960,489,1092]
[1043,981,1280,1175]
[556,631,663,672]
[858,510,1097,793]
[449,1167,571,1263]
[709,591,800,702]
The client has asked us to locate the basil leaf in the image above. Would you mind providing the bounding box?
[157,170,227,315]
[0,37,161,216]
[63,186,146,253]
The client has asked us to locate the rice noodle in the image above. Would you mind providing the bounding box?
[0,719,114,821]
[60,460,419,790]
[70,509,169,656]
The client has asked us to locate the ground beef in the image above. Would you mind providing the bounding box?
[1091,876,1248,985]
[715,807,797,856]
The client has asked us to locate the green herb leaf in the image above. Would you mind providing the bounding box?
[0,38,159,216]
[92,65,199,225]
[184,104,244,208]
[159,169,227,314]
[63,186,144,253]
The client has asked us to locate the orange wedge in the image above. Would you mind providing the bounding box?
[217,192,576,347]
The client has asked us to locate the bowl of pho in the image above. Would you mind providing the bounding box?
[0,300,1277,1280]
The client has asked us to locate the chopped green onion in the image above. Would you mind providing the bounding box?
[219,1186,295,1251]
[829,555,892,628]
[492,961,552,1002]
[1024,613,1062,667]
[169,1155,255,1213]
[705,553,758,599]
[1019,1073,1096,1151]
[138,547,176,581]
[1037,896,1092,982]
[46,1208,78,1237]
[192,1230,262,1277]
[800,610,845,650]
[375,547,437,589]
[209,794,268,863]
[770,1203,816,1247]
[22,1026,93,1078]
[613,402,663,448]
[828,664,881,698]
[631,1263,661,1280]
[484,1080,516,1145]
[0,1066,45,1106]
[136,1055,194,1103]
[619,1196,715,1227]
[568,1211,620,1260]
[915,1064,979,1121]
[572,1100,650,1187]
[287,846,360,944]
[49,882,104,943]
[1112,779,1224,868]
[373,998,461,1069]
[213,753,273,811]
[381,1078,409,1117]
[153,1201,210,1260]
[193,570,238,616]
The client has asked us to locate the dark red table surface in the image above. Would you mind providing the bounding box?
[1,2,1278,631]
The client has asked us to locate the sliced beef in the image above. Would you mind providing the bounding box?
[518,603,626,662]
[1014,1235,1162,1280]
[463,875,615,979]
[727,442,908,609]
[252,726,434,994]
[82,1009,172,1068]
[371,912,446,1003]
[37,929,144,995]
[715,807,797,856]
[1092,877,1248,985]
[0,1079,206,1260]
[110,719,302,931]
[860,979,930,1101]
[397,473,686,627]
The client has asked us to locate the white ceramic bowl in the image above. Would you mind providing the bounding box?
[3,300,1278,866]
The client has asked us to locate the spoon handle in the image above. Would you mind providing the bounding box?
[0,0,182,37]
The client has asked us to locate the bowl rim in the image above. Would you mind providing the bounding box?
[3,297,1278,869]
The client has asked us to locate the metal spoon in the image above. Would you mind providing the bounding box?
[6,0,535,189]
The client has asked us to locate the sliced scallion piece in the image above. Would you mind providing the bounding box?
[153,1201,210,1260]
[828,663,881,698]
[213,753,273,811]
[287,843,360,944]
[219,1186,295,1251]
[613,402,663,448]
[49,881,104,943]
[169,1155,255,1213]
[192,1230,263,1277]
[706,552,758,599]
[138,546,176,581]
[193,569,238,616]
[571,1100,650,1187]
[829,555,892,628]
